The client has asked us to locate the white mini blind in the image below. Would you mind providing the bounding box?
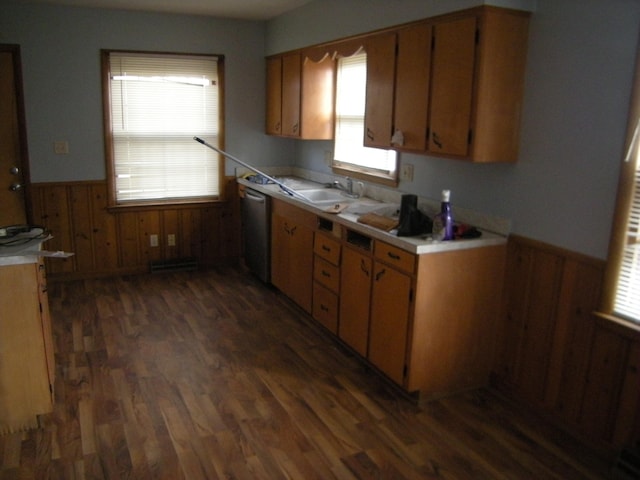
[613,120,640,323]
[109,52,220,202]
[333,53,397,176]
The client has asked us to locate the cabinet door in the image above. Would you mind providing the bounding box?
[394,23,432,151]
[369,262,412,385]
[301,55,335,140]
[428,15,477,157]
[265,57,282,135]
[281,53,301,137]
[287,220,313,311]
[0,263,53,434]
[270,210,313,313]
[364,32,396,148]
[37,260,55,396]
[339,247,372,357]
[313,282,339,333]
[270,213,289,293]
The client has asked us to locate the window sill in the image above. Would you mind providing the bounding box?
[593,311,640,340]
[107,197,224,213]
[332,165,398,188]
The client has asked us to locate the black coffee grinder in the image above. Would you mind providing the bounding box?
[397,194,432,237]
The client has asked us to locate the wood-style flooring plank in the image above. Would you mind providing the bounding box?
[0,267,613,479]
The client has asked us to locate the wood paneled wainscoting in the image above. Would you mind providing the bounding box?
[29,179,241,279]
[493,234,640,457]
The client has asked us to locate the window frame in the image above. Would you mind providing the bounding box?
[601,38,640,330]
[101,49,225,209]
[331,50,399,187]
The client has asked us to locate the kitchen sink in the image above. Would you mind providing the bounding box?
[295,188,347,204]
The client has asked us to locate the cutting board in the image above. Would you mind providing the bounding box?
[357,213,398,231]
[323,202,351,214]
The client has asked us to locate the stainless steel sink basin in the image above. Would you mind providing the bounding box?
[296,188,347,204]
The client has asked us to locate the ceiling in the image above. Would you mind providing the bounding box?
[10,0,315,20]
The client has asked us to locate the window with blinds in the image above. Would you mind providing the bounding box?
[613,119,640,324]
[332,52,397,181]
[104,51,222,203]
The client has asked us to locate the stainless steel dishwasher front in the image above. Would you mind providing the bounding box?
[241,187,271,283]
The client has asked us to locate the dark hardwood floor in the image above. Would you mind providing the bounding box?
[1,266,613,479]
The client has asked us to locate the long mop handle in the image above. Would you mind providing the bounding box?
[193,137,310,202]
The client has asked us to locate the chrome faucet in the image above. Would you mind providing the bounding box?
[329,177,361,198]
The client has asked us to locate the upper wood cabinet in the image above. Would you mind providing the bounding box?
[363,6,529,162]
[364,25,433,152]
[428,15,477,157]
[266,6,529,161]
[363,32,396,149]
[394,23,432,152]
[266,52,335,139]
[266,54,300,136]
[428,7,530,162]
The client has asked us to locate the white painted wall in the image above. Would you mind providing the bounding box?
[0,2,295,182]
[1,0,638,259]
[266,0,640,259]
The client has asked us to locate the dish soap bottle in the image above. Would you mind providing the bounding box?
[432,189,454,241]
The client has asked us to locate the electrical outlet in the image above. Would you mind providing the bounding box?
[400,163,414,182]
[150,234,159,247]
[167,234,176,246]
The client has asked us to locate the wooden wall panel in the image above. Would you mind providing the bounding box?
[69,185,94,272]
[579,327,627,441]
[117,211,140,269]
[31,185,74,274]
[137,211,162,266]
[90,184,118,272]
[613,341,640,446]
[494,235,640,455]
[178,208,203,260]
[29,180,240,277]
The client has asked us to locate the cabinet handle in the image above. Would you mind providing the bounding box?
[293,122,299,134]
[387,252,400,261]
[375,269,386,281]
[290,226,297,236]
[321,270,331,278]
[321,304,329,312]
[322,245,331,253]
[432,132,443,149]
[360,259,370,277]
[366,127,374,141]
[284,222,290,235]
[360,260,370,276]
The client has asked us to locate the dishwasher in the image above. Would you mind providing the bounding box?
[241,187,271,283]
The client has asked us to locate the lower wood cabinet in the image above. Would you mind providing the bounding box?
[338,246,372,357]
[369,259,412,385]
[271,199,315,313]
[0,259,54,434]
[407,245,506,398]
[312,232,341,333]
[271,202,507,400]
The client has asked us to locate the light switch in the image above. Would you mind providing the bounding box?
[54,140,69,154]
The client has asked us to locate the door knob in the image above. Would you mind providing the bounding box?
[9,166,19,175]
[9,183,23,191]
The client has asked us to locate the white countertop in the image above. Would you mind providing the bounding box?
[238,177,507,255]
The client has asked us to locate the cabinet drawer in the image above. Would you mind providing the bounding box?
[313,281,339,333]
[272,198,317,229]
[374,241,415,274]
[314,233,341,265]
[314,256,340,293]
